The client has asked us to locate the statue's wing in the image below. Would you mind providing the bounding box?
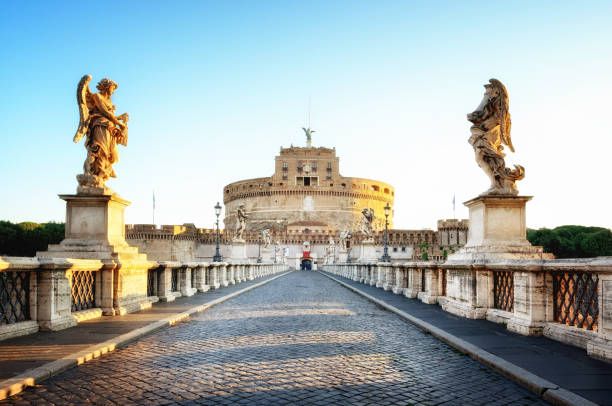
[73,74,92,143]
[490,79,514,152]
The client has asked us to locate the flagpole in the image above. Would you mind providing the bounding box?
[152,190,156,225]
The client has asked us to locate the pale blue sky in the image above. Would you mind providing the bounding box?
[1,1,611,230]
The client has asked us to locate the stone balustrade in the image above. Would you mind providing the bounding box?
[322,257,612,362]
[0,256,285,341]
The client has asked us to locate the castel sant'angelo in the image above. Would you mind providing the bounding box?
[223,131,394,236]
[126,129,468,263]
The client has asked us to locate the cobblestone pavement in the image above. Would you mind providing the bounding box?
[5,271,548,405]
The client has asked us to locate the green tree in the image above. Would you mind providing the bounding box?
[527,225,612,258]
[0,221,65,256]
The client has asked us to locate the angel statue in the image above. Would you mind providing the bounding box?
[74,75,129,194]
[339,230,349,251]
[302,127,315,147]
[233,203,248,242]
[360,208,375,241]
[262,229,271,249]
[467,79,524,196]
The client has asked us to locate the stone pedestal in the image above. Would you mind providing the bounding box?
[358,240,378,263]
[443,195,553,324]
[338,249,348,263]
[449,196,550,261]
[231,240,248,262]
[40,194,145,261]
[38,193,153,316]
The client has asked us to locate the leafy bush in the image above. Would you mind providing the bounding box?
[0,221,65,256]
[527,225,612,258]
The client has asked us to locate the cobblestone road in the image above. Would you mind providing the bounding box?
[5,271,548,405]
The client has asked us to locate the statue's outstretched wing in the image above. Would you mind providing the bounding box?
[73,74,92,143]
[489,78,514,152]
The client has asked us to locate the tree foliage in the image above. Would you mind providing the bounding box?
[0,221,65,257]
[527,225,612,258]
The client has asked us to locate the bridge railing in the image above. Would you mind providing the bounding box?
[0,257,286,342]
[322,257,612,362]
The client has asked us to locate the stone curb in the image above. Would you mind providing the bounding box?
[321,272,598,406]
[0,270,292,401]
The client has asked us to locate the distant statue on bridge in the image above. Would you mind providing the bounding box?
[360,208,375,242]
[74,75,130,194]
[339,230,349,251]
[302,127,315,148]
[262,229,271,248]
[467,78,524,196]
[234,203,248,242]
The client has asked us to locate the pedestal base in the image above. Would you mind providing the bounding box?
[447,195,553,262]
[358,241,378,263]
[38,193,146,262]
[231,241,248,262]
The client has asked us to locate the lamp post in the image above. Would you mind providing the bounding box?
[213,202,223,262]
[257,231,262,263]
[346,231,352,264]
[381,202,391,262]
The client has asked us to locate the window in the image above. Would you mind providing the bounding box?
[402,247,406,252]
[282,162,288,171]
[312,162,317,171]
[327,163,332,171]
[393,247,398,252]
[282,173,288,179]
[326,174,332,179]
[304,177,311,186]
[297,162,303,170]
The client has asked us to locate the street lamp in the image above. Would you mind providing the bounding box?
[346,231,352,264]
[257,231,263,263]
[213,202,223,262]
[381,202,391,262]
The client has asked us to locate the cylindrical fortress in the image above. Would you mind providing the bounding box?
[223,145,394,236]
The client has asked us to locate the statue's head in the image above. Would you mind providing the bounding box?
[96,78,118,94]
[484,79,508,102]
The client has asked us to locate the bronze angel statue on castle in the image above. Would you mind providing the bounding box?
[467,79,524,196]
[74,75,129,194]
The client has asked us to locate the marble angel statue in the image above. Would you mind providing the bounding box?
[467,79,524,195]
[74,75,129,194]
[360,208,375,241]
[234,203,248,241]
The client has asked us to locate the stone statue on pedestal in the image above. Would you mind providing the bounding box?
[360,208,375,242]
[302,127,315,148]
[262,229,271,248]
[467,78,524,196]
[74,75,130,195]
[339,230,349,251]
[233,203,248,242]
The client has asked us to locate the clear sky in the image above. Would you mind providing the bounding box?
[1,1,611,231]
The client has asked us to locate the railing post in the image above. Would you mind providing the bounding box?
[157,262,179,301]
[37,259,77,331]
[193,262,210,292]
[179,263,196,297]
[419,264,440,304]
[403,265,419,298]
[209,263,221,289]
[382,263,394,291]
[392,264,405,294]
